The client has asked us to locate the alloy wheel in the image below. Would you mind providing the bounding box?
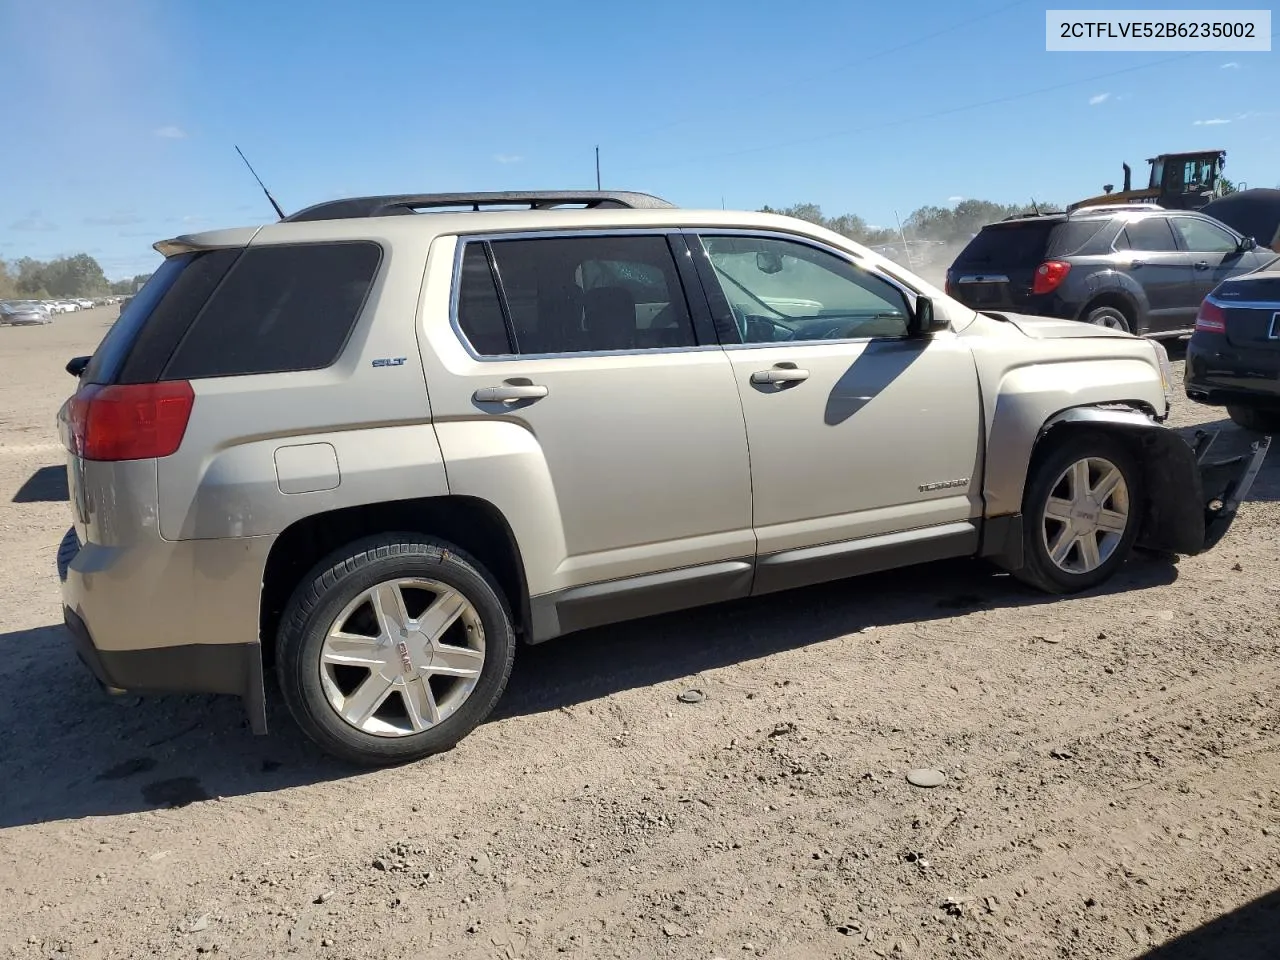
[319,578,486,737]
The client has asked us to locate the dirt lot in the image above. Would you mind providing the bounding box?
[2,308,1279,959]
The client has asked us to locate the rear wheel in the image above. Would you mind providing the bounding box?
[276,534,515,766]
[1084,304,1131,333]
[1226,404,1280,434]
[1013,433,1144,594]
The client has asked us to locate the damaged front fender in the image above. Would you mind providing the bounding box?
[1040,406,1271,556]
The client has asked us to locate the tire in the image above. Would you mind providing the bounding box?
[1226,404,1280,434]
[1083,304,1131,333]
[1012,432,1144,594]
[276,534,516,767]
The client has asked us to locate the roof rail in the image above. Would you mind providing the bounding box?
[281,190,676,223]
[1070,203,1165,215]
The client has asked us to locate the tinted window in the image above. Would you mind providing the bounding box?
[952,221,1057,269]
[1172,217,1238,254]
[163,241,382,380]
[482,235,696,355]
[1045,220,1109,257]
[1119,218,1178,252]
[117,248,242,383]
[82,252,199,384]
[456,244,513,355]
[701,235,909,343]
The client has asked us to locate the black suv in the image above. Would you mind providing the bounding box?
[945,205,1274,338]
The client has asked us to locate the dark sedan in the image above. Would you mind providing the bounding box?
[0,300,53,326]
[1185,264,1280,432]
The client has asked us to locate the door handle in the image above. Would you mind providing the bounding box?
[1193,261,1210,271]
[473,383,548,402]
[750,366,810,384]
[1129,260,1145,268]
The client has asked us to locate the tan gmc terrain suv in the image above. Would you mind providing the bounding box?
[56,190,1269,766]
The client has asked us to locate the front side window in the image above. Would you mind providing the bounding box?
[699,235,910,344]
[456,234,697,356]
[1172,217,1238,254]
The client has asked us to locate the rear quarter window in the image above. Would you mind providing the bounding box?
[162,241,382,380]
[1045,220,1110,257]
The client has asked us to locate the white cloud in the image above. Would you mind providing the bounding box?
[1221,61,1240,69]
[1194,118,1231,125]
[493,153,523,164]
[154,125,187,139]
[947,195,965,203]
[10,211,57,231]
[1088,92,1110,106]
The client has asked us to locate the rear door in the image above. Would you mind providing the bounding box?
[947,220,1057,312]
[419,231,755,608]
[1112,216,1194,333]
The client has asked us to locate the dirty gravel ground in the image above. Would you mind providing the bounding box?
[2,309,1279,960]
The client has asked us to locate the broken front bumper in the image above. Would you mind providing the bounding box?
[1193,429,1272,552]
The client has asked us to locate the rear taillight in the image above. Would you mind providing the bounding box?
[65,381,195,461]
[1194,299,1227,334]
[1032,260,1071,295]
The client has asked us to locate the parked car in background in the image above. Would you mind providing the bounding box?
[74,298,94,310]
[0,300,53,325]
[1185,262,1280,432]
[945,204,1276,338]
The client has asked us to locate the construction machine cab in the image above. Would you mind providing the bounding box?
[1148,150,1225,207]
[1069,149,1227,212]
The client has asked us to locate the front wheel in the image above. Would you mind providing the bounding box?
[276,534,516,766]
[1013,433,1144,594]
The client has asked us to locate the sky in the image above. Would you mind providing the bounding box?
[0,0,1276,280]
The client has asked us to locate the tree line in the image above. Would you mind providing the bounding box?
[758,198,1060,247]
[0,254,150,300]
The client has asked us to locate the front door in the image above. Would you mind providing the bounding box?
[1171,215,1262,298]
[687,231,984,594]
[418,231,755,627]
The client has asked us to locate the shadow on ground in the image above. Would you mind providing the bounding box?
[0,552,1178,829]
[1137,887,1280,959]
[12,465,68,503]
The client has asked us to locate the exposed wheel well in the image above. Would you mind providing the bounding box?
[1079,293,1137,330]
[259,497,530,667]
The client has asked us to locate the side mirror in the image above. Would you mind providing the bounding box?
[66,356,90,378]
[756,251,784,274]
[909,296,948,336]
[1239,236,1257,252]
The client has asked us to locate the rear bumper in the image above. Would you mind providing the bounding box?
[1185,333,1280,410]
[57,526,269,733]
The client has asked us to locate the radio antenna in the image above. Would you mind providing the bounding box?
[235,145,286,220]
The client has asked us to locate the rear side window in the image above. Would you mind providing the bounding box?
[456,234,697,356]
[1116,217,1178,253]
[456,244,514,355]
[163,241,382,380]
[952,221,1057,269]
